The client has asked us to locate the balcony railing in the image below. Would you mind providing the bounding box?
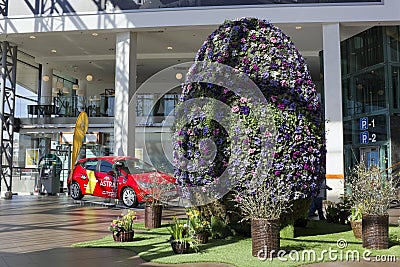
[24,95,112,118]
[20,93,180,121]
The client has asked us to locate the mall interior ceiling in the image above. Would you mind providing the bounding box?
[2,23,372,92]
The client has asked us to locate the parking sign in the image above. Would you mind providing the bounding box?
[360,131,369,144]
[360,117,368,130]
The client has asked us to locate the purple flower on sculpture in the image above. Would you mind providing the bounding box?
[240,106,250,115]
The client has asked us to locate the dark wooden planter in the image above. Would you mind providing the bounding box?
[113,231,134,242]
[196,232,209,244]
[362,214,389,250]
[350,220,362,240]
[251,218,280,258]
[171,241,190,254]
[145,204,163,228]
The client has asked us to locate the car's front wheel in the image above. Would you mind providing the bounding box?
[121,187,138,208]
[70,182,84,200]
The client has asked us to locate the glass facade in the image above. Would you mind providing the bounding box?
[341,26,400,173]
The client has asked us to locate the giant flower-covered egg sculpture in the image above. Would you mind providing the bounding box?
[173,18,325,204]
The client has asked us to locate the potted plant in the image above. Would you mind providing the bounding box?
[167,216,198,254]
[109,210,136,242]
[137,172,176,228]
[186,207,212,244]
[234,170,294,258]
[347,163,399,249]
[347,205,363,240]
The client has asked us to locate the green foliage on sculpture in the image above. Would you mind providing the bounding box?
[173,17,325,203]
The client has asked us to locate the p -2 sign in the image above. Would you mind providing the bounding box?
[360,131,369,144]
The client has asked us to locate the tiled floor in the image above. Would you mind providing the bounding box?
[0,195,398,267]
[0,195,230,267]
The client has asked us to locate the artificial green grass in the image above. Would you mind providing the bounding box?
[73,221,400,267]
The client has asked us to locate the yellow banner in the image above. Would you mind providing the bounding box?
[71,112,89,173]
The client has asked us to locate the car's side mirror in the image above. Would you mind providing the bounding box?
[107,170,116,176]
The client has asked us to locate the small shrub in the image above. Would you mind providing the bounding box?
[210,215,232,239]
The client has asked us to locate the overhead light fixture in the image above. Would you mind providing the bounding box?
[167,46,173,50]
[29,35,36,39]
[42,75,50,82]
[92,32,99,37]
[73,84,79,90]
[295,26,302,30]
[175,73,183,80]
[51,49,57,53]
[86,74,93,81]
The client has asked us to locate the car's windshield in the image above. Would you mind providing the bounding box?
[118,159,156,174]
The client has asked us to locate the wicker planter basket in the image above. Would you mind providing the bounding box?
[196,232,209,244]
[350,220,362,240]
[113,231,134,242]
[251,218,280,258]
[362,214,389,250]
[145,204,163,228]
[171,241,191,254]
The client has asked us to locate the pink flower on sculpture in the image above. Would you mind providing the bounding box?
[212,129,220,135]
[240,97,248,103]
[231,106,240,113]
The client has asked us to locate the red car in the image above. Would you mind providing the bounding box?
[67,156,176,207]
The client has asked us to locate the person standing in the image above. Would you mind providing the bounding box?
[309,179,332,220]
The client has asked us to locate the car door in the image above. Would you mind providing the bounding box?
[96,160,117,198]
[82,159,99,195]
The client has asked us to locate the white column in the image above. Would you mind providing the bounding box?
[114,32,137,157]
[41,65,53,105]
[323,23,344,202]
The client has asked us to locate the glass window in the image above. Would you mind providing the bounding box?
[392,66,400,110]
[125,159,155,174]
[342,78,354,117]
[99,160,113,173]
[353,68,386,114]
[343,120,352,145]
[83,160,98,171]
[342,27,384,74]
[387,26,400,62]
